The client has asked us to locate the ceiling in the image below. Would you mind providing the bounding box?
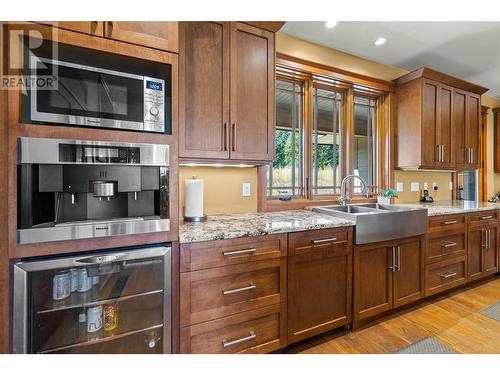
[281,22,500,97]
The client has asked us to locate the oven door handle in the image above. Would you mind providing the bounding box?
[75,253,127,264]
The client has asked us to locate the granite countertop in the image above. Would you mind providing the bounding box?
[397,200,499,216]
[179,210,354,244]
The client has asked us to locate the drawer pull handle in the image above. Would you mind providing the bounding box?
[222,284,256,295]
[222,248,257,256]
[222,331,256,348]
[442,242,457,248]
[442,220,458,225]
[440,272,457,280]
[312,237,337,244]
[480,215,493,220]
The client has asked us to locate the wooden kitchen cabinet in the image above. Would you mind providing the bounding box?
[354,236,424,322]
[179,22,230,159]
[287,228,353,344]
[37,22,104,36]
[396,67,487,170]
[179,22,275,162]
[467,219,498,282]
[494,108,500,172]
[104,21,179,53]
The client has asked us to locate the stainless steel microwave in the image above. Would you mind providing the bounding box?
[23,37,171,133]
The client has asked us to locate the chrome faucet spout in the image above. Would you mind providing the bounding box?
[339,175,368,205]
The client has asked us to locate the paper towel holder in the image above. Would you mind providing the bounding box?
[183,175,207,222]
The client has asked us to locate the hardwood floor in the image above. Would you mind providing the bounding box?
[284,276,500,354]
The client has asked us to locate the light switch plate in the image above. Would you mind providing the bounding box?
[242,182,251,197]
[396,182,404,192]
[411,182,420,192]
[449,182,453,190]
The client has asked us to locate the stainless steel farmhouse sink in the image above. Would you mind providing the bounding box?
[313,203,427,244]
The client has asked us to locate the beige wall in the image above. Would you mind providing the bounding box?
[180,31,500,214]
[179,166,258,215]
[394,171,453,203]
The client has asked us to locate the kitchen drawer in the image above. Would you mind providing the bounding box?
[425,256,466,296]
[428,214,467,237]
[180,303,286,354]
[468,210,498,225]
[180,234,287,272]
[426,232,466,264]
[180,258,286,327]
[288,227,352,257]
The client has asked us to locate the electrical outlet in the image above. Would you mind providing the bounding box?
[396,182,404,192]
[411,182,420,192]
[242,182,251,197]
[432,182,438,190]
[449,182,453,190]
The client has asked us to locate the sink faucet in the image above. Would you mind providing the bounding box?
[339,175,368,205]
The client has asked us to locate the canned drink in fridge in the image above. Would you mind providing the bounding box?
[92,275,100,286]
[103,303,118,331]
[87,305,103,333]
[69,268,79,292]
[52,271,71,300]
[77,268,92,292]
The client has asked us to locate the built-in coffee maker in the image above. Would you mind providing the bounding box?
[17,137,170,244]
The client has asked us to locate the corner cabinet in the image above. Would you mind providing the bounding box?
[179,22,275,163]
[396,67,487,170]
[353,235,425,322]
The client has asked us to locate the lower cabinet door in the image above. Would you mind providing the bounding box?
[468,226,484,281]
[483,225,498,275]
[287,241,352,344]
[353,242,393,321]
[393,236,425,308]
[180,303,286,354]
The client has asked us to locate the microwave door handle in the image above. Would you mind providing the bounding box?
[75,252,127,265]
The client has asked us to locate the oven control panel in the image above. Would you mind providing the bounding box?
[143,77,165,133]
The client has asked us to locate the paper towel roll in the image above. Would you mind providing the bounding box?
[184,178,204,218]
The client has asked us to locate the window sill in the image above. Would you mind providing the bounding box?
[263,196,378,212]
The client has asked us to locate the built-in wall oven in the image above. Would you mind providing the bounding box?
[13,244,171,354]
[17,137,170,244]
[22,37,171,133]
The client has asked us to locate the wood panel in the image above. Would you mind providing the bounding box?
[428,214,467,236]
[468,210,498,225]
[6,23,179,259]
[180,234,286,272]
[437,83,453,167]
[179,22,230,159]
[229,22,274,161]
[104,21,178,53]
[466,93,481,169]
[353,241,393,321]
[287,229,353,344]
[180,258,286,327]
[453,89,468,169]
[421,79,438,167]
[393,236,425,308]
[242,22,285,33]
[37,21,104,36]
[427,232,466,264]
[180,303,286,354]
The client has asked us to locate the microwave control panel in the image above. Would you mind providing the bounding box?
[143,77,165,133]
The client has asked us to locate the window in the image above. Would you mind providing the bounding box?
[263,56,393,207]
[312,85,343,195]
[353,96,377,193]
[268,78,304,197]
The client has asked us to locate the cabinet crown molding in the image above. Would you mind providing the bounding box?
[395,67,489,95]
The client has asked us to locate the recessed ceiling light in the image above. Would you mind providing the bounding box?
[325,21,338,28]
[374,37,386,46]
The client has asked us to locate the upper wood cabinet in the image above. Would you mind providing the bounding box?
[37,22,104,36]
[494,108,500,172]
[179,22,275,162]
[396,67,487,170]
[104,22,178,53]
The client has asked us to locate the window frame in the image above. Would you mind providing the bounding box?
[258,54,396,212]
